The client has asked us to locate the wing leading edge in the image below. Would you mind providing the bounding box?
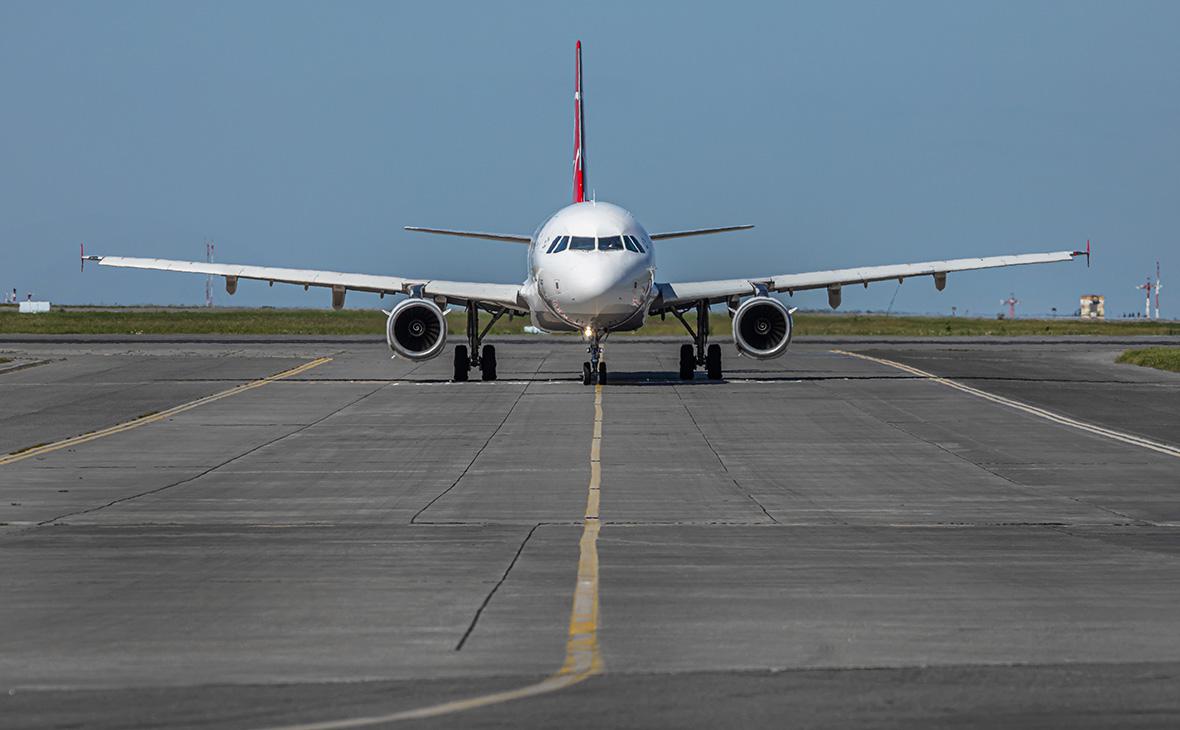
[85,255,525,312]
[649,225,755,240]
[403,227,532,244]
[654,247,1088,311]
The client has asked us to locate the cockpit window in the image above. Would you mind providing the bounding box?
[569,236,595,251]
[624,235,646,253]
[546,235,568,254]
[598,235,624,251]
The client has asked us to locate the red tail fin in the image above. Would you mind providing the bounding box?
[573,40,587,203]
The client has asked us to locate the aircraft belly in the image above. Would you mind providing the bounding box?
[531,309,579,332]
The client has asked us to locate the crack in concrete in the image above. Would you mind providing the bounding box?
[670,384,779,525]
[410,383,531,524]
[454,523,541,651]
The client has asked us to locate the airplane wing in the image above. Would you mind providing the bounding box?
[649,225,754,241]
[653,247,1088,311]
[403,227,532,244]
[404,225,757,243]
[84,255,526,312]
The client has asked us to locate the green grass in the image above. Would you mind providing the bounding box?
[1116,347,1180,372]
[0,309,390,335]
[1,307,1177,337]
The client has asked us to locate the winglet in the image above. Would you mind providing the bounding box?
[573,40,587,203]
[80,243,102,271]
[1071,239,1091,268]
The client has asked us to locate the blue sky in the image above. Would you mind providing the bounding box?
[2,1,1176,317]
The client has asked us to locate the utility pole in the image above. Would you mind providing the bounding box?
[204,239,215,308]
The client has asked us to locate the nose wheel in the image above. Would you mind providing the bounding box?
[582,335,606,385]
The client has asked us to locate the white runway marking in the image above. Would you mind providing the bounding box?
[834,349,1180,459]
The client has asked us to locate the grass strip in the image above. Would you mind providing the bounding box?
[1116,347,1180,373]
[1,308,1178,337]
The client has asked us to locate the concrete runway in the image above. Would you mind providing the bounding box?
[2,335,1179,728]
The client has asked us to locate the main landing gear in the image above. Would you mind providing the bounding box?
[452,301,507,382]
[581,332,606,386]
[670,300,723,381]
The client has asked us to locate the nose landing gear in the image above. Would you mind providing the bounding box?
[582,332,606,385]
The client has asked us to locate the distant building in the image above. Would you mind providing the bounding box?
[1080,294,1105,319]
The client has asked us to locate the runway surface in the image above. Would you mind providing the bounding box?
[2,335,1179,728]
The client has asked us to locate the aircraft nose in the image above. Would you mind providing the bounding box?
[559,258,648,319]
[568,266,617,302]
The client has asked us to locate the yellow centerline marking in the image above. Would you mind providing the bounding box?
[0,357,333,466]
[262,384,605,730]
[834,349,1180,459]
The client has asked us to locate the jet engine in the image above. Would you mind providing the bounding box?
[732,296,793,359]
[386,299,447,361]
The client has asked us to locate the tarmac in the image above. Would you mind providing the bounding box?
[1,335,1178,729]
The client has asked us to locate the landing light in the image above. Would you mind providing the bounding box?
[584,326,594,338]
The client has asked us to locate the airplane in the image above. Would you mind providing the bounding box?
[84,41,1089,386]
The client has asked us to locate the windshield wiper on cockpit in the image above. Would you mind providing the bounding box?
[598,235,624,251]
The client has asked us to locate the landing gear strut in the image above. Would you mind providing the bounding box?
[581,332,606,386]
[452,301,506,382]
[670,299,723,381]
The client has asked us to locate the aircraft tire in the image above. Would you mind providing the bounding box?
[481,345,497,381]
[453,345,469,382]
[706,344,722,380]
[582,361,593,386]
[597,360,607,385]
[678,344,695,380]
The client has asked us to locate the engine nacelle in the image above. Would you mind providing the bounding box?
[732,296,793,359]
[386,298,447,361]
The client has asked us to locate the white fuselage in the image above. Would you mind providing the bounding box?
[522,201,656,333]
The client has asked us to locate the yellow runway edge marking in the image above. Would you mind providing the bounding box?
[834,349,1180,459]
[264,384,605,730]
[0,357,333,467]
